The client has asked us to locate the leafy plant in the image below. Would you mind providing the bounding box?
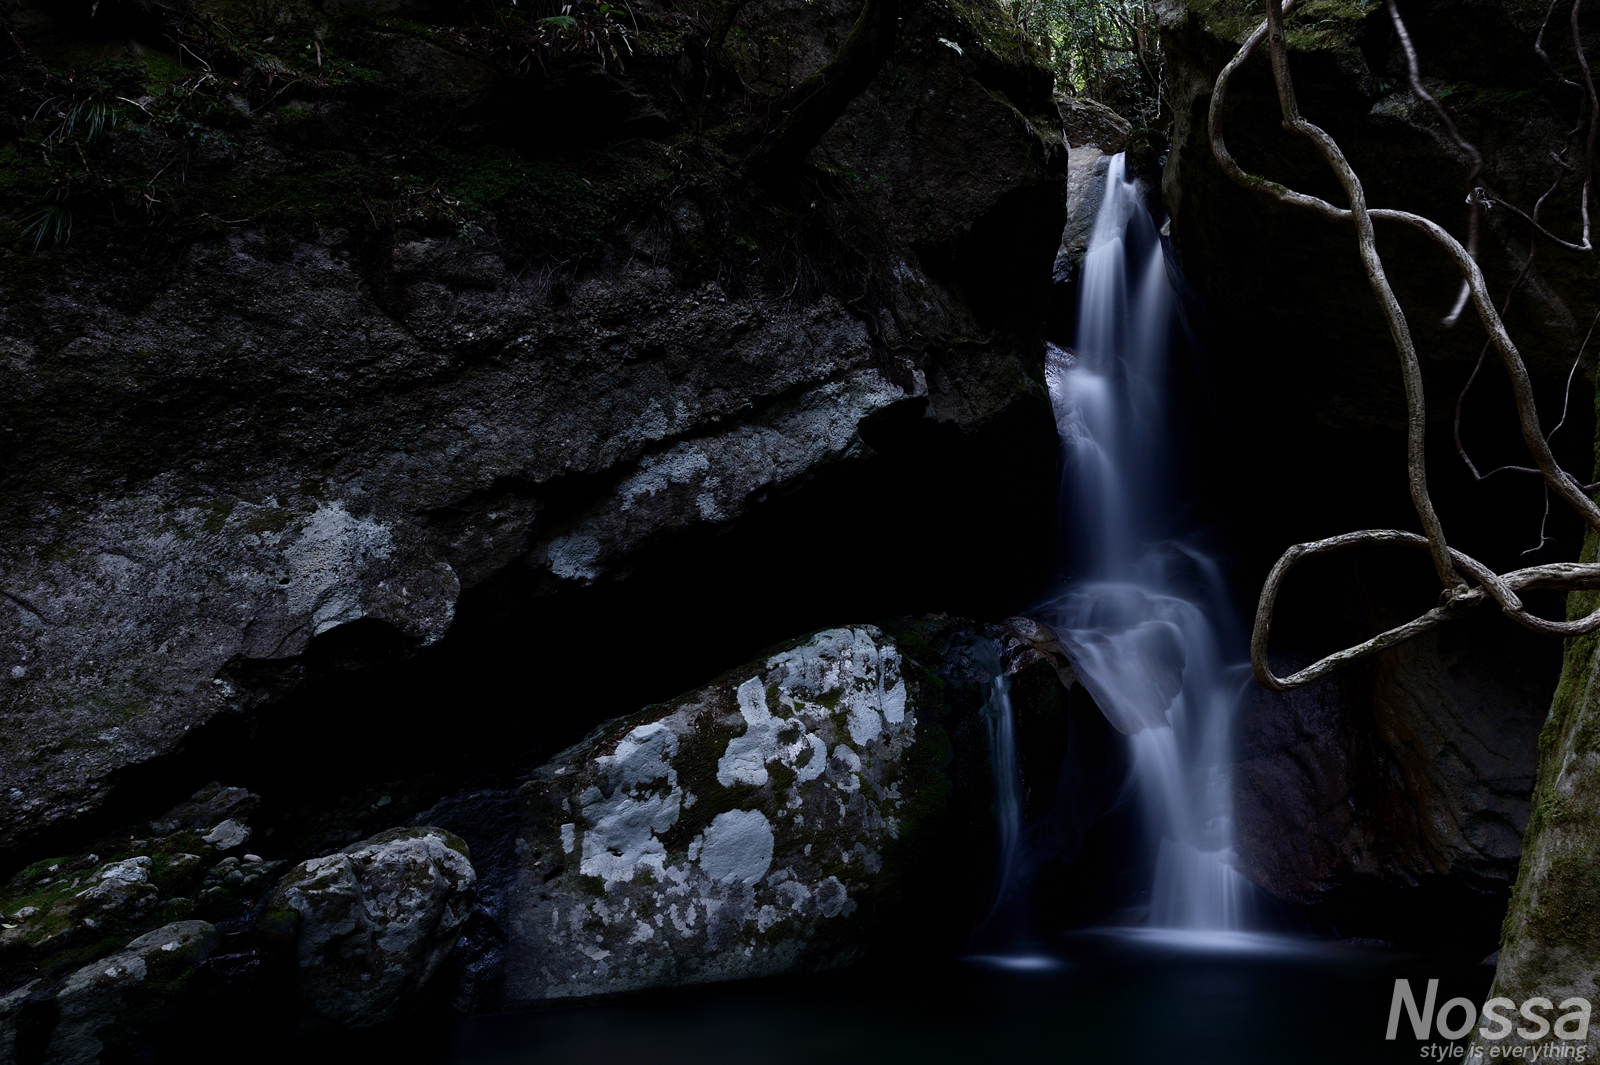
[35,96,119,145]
[19,191,74,250]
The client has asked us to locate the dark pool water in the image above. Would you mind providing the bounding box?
[447,931,1495,1065]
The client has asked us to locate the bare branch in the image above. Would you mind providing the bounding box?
[1385,0,1484,325]
[1210,1,1600,691]
[1264,0,1460,588]
[1250,530,1600,692]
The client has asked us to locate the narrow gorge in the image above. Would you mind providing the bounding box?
[1,0,1598,1059]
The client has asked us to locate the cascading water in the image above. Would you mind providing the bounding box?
[1039,154,1251,931]
[975,639,1028,944]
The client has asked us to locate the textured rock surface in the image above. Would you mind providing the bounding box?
[501,626,923,1001]
[0,0,1066,863]
[1054,147,1115,284]
[0,783,281,990]
[406,615,1083,1009]
[1480,516,1600,1053]
[1234,612,1555,947]
[267,825,475,1026]
[0,919,217,1065]
[1057,95,1131,154]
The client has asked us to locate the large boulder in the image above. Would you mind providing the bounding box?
[1233,611,1556,949]
[500,626,933,1002]
[266,825,475,1026]
[411,616,1087,1009]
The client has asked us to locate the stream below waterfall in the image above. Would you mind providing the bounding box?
[449,938,1494,1064]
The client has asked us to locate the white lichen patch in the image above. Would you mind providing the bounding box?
[717,677,827,787]
[508,625,920,1004]
[577,722,683,885]
[283,504,396,635]
[698,810,775,885]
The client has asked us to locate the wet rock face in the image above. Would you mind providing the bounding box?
[268,826,475,1026]
[499,626,923,1002]
[1233,611,1556,949]
[1054,147,1115,284]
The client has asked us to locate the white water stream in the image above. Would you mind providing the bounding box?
[1038,154,1250,930]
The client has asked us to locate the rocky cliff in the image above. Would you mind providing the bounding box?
[0,0,1070,867]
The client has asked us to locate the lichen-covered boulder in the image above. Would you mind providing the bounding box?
[501,625,935,1003]
[267,826,475,1026]
[0,920,217,1065]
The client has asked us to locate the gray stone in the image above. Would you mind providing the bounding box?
[149,784,261,835]
[0,921,217,1065]
[200,820,251,852]
[1055,95,1131,153]
[501,625,928,1003]
[96,857,152,884]
[1233,606,1553,944]
[268,826,476,1026]
[1054,147,1115,283]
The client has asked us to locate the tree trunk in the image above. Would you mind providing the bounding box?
[743,0,901,178]
[1477,415,1600,1056]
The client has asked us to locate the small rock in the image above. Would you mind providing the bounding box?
[201,820,251,851]
[241,853,263,864]
[12,906,37,921]
[150,784,261,835]
[267,826,475,1026]
[0,921,217,1063]
[97,857,152,883]
[68,871,159,918]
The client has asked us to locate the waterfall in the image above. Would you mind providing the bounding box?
[977,639,1027,940]
[1039,154,1250,931]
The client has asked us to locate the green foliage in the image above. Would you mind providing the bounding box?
[40,98,119,144]
[1021,0,1164,124]
[20,194,73,250]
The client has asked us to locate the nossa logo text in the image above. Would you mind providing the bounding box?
[1387,979,1592,1046]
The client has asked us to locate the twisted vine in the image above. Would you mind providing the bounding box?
[1210,0,1600,692]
